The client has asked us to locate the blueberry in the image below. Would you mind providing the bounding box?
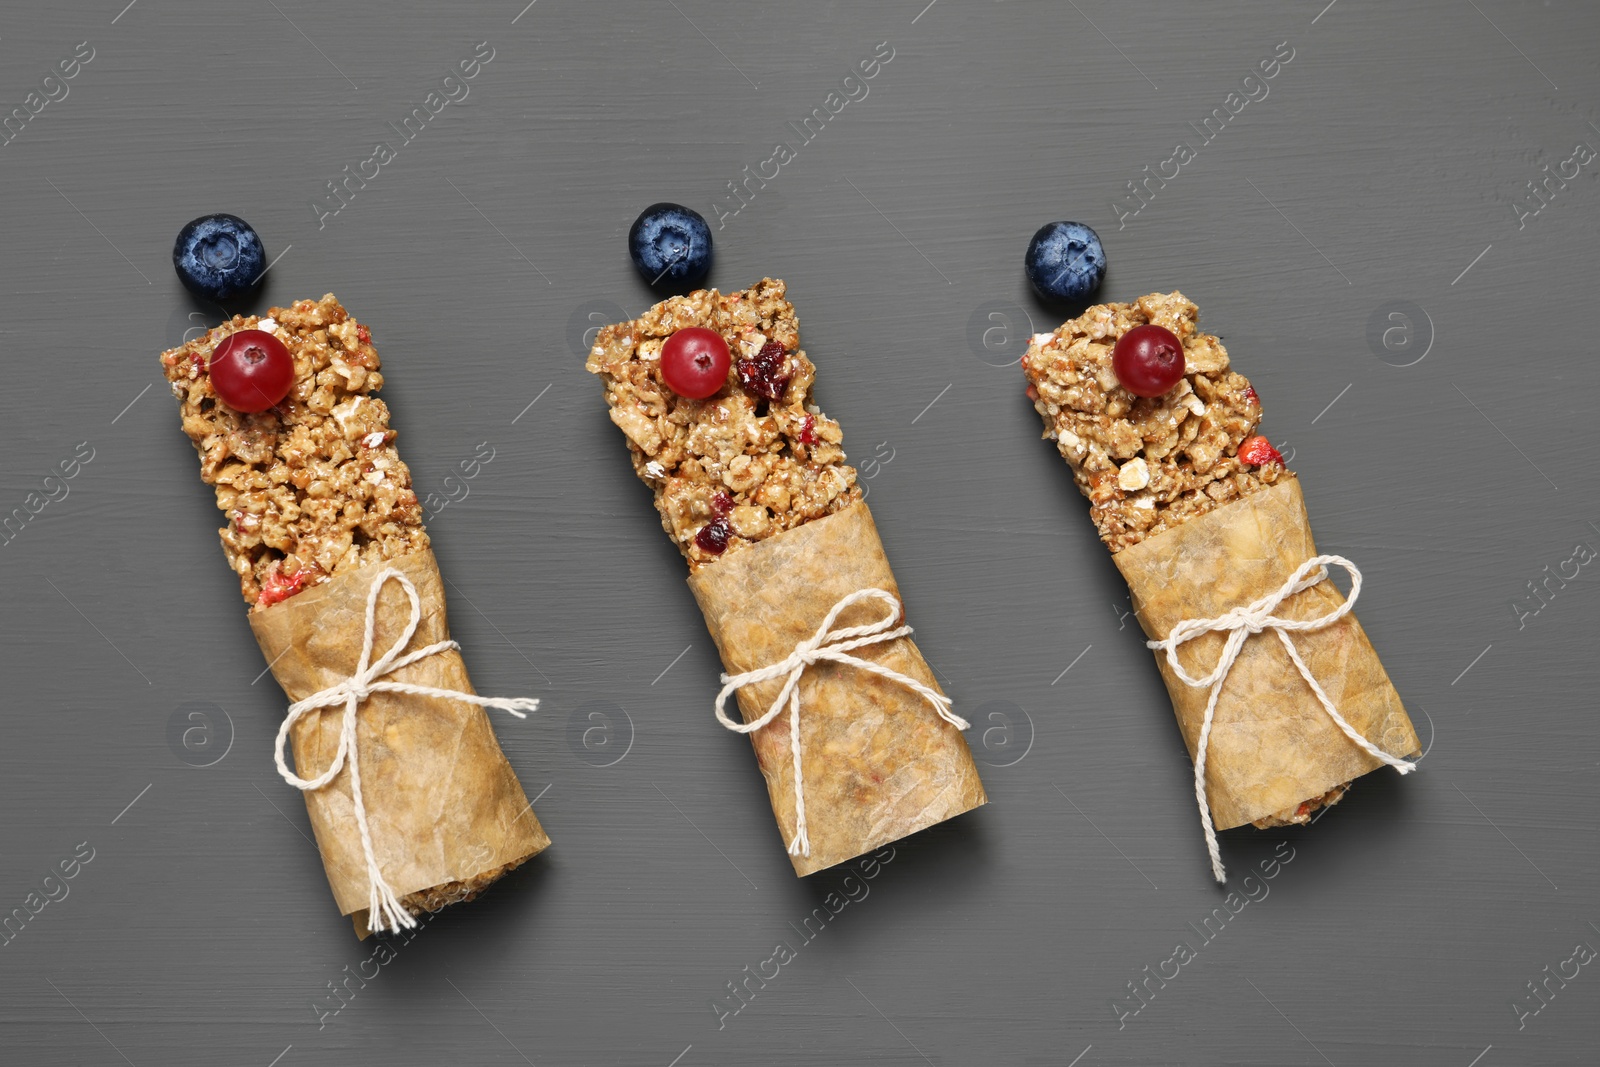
[1024,221,1106,303]
[172,214,266,303]
[628,203,713,289]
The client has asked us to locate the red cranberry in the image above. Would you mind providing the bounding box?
[695,517,731,554]
[1243,385,1259,405]
[210,329,294,412]
[798,414,817,445]
[710,491,733,517]
[660,327,730,399]
[1238,435,1284,467]
[737,340,791,401]
[1111,324,1186,398]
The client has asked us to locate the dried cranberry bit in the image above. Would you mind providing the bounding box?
[256,564,309,608]
[737,340,791,401]
[1243,385,1259,405]
[798,414,817,445]
[1238,435,1284,467]
[710,490,733,517]
[356,324,371,344]
[695,517,731,555]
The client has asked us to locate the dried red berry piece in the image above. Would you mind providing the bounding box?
[695,517,731,554]
[738,340,791,401]
[1243,385,1259,405]
[1238,435,1284,467]
[710,491,733,517]
[798,414,817,445]
[256,563,311,608]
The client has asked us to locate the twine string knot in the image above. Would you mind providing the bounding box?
[271,568,538,933]
[713,588,968,858]
[1145,555,1415,884]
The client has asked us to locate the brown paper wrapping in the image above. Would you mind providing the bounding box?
[249,549,550,936]
[687,502,987,876]
[1113,478,1420,830]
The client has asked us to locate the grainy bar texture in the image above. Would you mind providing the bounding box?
[1253,783,1348,828]
[161,296,546,933]
[160,294,427,609]
[1020,290,1286,554]
[584,278,859,571]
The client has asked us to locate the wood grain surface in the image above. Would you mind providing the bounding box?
[0,1,1595,1064]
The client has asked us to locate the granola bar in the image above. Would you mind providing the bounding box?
[589,281,985,875]
[160,293,427,609]
[160,296,547,932]
[584,278,860,570]
[1020,290,1287,554]
[1022,292,1392,832]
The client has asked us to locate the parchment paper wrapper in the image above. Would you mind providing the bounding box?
[249,549,550,937]
[688,502,987,876]
[1113,478,1420,830]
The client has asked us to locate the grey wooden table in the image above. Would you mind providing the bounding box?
[2,1,1596,1064]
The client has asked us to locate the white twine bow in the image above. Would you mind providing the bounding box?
[1145,554,1415,884]
[713,588,969,858]
[272,568,539,934]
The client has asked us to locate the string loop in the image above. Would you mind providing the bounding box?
[714,588,968,857]
[272,568,538,933]
[1145,555,1414,883]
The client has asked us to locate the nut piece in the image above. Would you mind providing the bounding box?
[1117,457,1150,491]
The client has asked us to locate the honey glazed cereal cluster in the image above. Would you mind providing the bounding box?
[585,278,860,571]
[1020,290,1290,554]
[160,294,428,611]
